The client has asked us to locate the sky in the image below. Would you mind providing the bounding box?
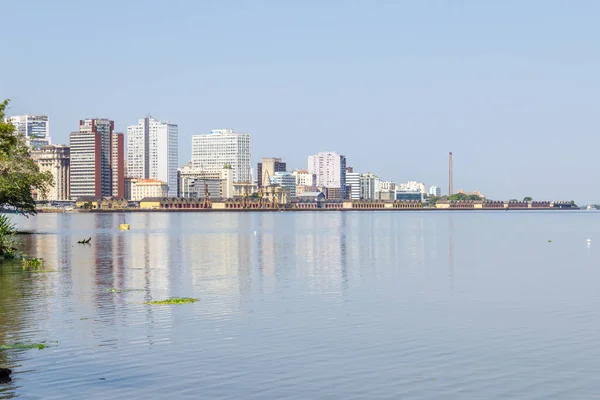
[2,0,600,203]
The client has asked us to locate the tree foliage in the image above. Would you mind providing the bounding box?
[426,193,482,203]
[0,214,16,258]
[523,196,533,202]
[0,99,53,215]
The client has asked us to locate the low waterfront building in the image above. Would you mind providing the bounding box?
[140,197,212,210]
[233,182,258,197]
[125,178,169,201]
[178,163,234,199]
[434,200,571,209]
[377,190,395,201]
[395,190,423,202]
[297,191,326,202]
[74,196,128,210]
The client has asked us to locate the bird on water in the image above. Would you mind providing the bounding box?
[0,368,12,383]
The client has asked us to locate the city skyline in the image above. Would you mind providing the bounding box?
[3,2,600,202]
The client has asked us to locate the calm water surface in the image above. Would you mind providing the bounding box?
[1,211,600,399]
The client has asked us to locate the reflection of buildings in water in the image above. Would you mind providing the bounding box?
[297,213,345,293]
[448,215,454,289]
[381,215,427,270]
[255,213,299,293]
[182,214,252,298]
[127,213,173,296]
[405,216,426,266]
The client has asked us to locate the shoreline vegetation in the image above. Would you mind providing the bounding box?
[0,99,53,260]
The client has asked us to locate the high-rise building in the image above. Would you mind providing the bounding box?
[292,170,317,197]
[346,171,361,199]
[69,119,124,199]
[398,181,426,194]
[429,185,441,197]
[127,117,178,197]
[31,145,70,200]
[191,129,251,183]
[360,173,380,200]
[377,181,396,200]
[6,114,51,150]
[257,157,286,187]
[308,151,347,199]
[272,172,296,198]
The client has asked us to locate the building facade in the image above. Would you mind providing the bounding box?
[272,172,296,198]
[127,117,178,196]
[191,129,251,183]
[178,163,234,199]
[308,151,347,199]
[6,114,51,150]
[293,169,317,197]
[31,145,70,200]
[398,181,426,194]
[257,157,286,187]
[378,181,396,200]
[396,190,423,202]
[360,173,380,200]
[429,185,441,197]
[70,119,124,199]
[125,178,169,201]
[346,171,360,200]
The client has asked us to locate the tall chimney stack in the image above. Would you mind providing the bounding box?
[449,152,453,195]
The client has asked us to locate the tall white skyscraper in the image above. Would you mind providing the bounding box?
[127,117,178,197]
[360,173,380,200]
[6,114,51,150]
[308,151,347,198]
[429,185,441,197]
[346,172,360,199]
[191,129,251,183]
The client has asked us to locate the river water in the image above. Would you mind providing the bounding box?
[1,211,600,399]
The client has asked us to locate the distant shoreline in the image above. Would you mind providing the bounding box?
[33,208,581,214]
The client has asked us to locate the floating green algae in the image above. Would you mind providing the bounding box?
[0,343,48,350]
[21,257,44,268]
[145,297,199,305]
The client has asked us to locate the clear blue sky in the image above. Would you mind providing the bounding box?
[2,0,600,202]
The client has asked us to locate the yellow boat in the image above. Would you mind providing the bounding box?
[120,223,130,231]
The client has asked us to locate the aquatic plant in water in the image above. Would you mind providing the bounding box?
[21,257,44,269]
[0,343,48,350]
[0,214,17,259]
[145,297,199,305]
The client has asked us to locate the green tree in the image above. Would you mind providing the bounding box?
[523,196,533,202]
[0,99,53,216]
[448,193,481,201]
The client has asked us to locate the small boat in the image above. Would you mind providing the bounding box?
[586,205,597,211]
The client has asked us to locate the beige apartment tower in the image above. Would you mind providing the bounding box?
[31,145,70,200]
